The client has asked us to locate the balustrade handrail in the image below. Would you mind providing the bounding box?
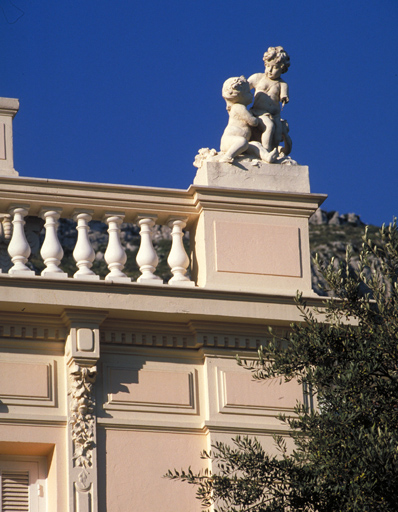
[0,176,199,286]
[0,175,200,224]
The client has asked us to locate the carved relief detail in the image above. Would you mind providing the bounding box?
[76,468,91,492]
[68,362,97,469]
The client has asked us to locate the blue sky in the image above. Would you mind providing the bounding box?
[2,0,397,226]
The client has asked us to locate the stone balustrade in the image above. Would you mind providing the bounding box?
[0,173,327,295]
[0,176,197,287]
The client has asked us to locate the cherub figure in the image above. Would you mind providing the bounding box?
[248,46,292,156]
[219,76,278,163]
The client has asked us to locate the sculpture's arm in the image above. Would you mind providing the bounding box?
[248,73,262,90]
[235,104,258,126]
[280,81,289,106]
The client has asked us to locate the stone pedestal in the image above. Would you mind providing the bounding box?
[194,160,310,193]
[0,97,19,177]
[191,159,324,296]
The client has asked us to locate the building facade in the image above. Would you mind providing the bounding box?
[0,98,326,512]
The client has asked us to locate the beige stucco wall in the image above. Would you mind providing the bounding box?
[0,332,67,511]
[0,314,307,511]
[93,345,304,511]
[98,429,206,512]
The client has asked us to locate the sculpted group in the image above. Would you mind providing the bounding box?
[195,47,294,168]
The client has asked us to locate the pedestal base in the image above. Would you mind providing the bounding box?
[194,160,310,193]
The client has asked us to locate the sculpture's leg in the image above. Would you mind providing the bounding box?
[280,120,292,156]
[220,137,249,162]
[273,118,283,149]
[259,116,275,152]
[247,142,278,163]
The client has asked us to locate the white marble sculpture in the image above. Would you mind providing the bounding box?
[194,46,293,169]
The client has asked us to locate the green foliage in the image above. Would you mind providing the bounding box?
[166,220,398,511]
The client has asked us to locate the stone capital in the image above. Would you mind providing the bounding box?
[62,309,108,365]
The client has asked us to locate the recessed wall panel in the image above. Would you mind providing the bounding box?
[215,221,301,277]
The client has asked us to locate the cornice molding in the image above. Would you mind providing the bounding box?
[99,318,289,351]
[0,312,68,342]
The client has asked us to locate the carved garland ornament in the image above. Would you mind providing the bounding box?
[69,362,97,469]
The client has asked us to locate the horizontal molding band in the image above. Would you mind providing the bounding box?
[0,415,67,426]
[96,417,290,436]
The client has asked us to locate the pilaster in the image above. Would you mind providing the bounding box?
[63,309,108,512]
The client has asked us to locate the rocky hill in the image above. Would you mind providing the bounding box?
[309,210,380,295]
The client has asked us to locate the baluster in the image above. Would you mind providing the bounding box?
[7,205,35,276]
[39,208,68,278]
[136,215,162,284]
[0,214,12,273]
[103,212,131,283]
[167,217,195,286]
[72,210,99,280]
